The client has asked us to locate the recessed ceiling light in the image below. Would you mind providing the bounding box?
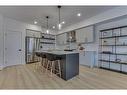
[53,26,55,29]
[34,21,38,24]
[77,13,81,17]
[62,21,65,24]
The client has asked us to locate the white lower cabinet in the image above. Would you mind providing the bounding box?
[79,51,96,68]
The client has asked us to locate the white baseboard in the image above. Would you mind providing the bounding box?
[0,66,3,70]
[0,63,26,71]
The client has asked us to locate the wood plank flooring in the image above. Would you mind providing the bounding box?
[0,62,127,89]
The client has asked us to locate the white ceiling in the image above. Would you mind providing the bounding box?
[0,6,118,31]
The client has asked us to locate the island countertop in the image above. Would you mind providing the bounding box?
[36,50,79,55]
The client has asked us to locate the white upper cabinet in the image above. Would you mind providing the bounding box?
[26,30,41,38]
[56,33,67,45]
[76,25,94,43]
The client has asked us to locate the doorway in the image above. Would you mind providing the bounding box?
[4,30,22,67]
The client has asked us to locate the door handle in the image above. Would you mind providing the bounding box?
[18,49,22,51]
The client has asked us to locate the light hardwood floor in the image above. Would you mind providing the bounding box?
[0,62,127,89]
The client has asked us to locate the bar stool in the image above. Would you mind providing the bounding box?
[46,54,62,77]
[40,53,47,72]
[45,54,56,76]
[35,52,42,70]
[54,56,62,78]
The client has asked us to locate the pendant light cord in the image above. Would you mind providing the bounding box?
[46,16,49,30]
[58,6,61,25]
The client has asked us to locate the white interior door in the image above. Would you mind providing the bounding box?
[5,30,22,67]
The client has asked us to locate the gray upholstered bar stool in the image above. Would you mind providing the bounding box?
[40,53,47,72]
[45,53,56,76]
[54,56,62,78]
[46,54,62,77]
[35,52,42,70]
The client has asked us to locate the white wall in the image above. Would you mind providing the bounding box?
[0,16,56,69]
[0,15,3,69]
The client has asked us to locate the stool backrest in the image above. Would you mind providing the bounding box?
[41,53,46,58]
[36,52,41,57]
[46,54,56,61]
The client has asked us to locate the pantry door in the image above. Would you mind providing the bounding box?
[5,30,22,67]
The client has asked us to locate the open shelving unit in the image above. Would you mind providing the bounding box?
[39,33,55,49]
[99,25,127,73]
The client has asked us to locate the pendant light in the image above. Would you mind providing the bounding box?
[46,16,49,34]
[58,6,62,30]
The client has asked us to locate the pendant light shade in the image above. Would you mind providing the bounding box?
[46,16,49,34]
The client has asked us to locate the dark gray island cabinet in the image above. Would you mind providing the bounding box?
[37,51,79,80]
[60,53,79,80]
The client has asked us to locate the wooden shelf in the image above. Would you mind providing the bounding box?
[41,37,55,40]
[40,42,55,44]
[41,33,55,36]
[40,34,55,45]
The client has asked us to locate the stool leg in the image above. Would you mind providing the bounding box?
[50,61,53,76]
[33,57,42,72]
[33,62,36,72]
[40,57,44,72]
[46,60,50,73]
[42,58,46,72]
[37,57,41,69]
[58,60,61,78]
[41,57,43,66]
[50,61,55,77]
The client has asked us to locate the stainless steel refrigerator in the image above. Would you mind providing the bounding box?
[26,37,40,63]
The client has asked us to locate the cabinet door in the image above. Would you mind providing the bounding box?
[56,33,67,45]
[79,51,95,68]
[76,25,94,43]
[85,26,94,43]
[26,30,34,37]
[26,30,41,38]
[76,28,85,43]
[34,32,41,38]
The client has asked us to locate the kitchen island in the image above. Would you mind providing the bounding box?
[36,50,79,80]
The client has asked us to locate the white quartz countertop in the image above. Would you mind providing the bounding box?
[36,50,79,55]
